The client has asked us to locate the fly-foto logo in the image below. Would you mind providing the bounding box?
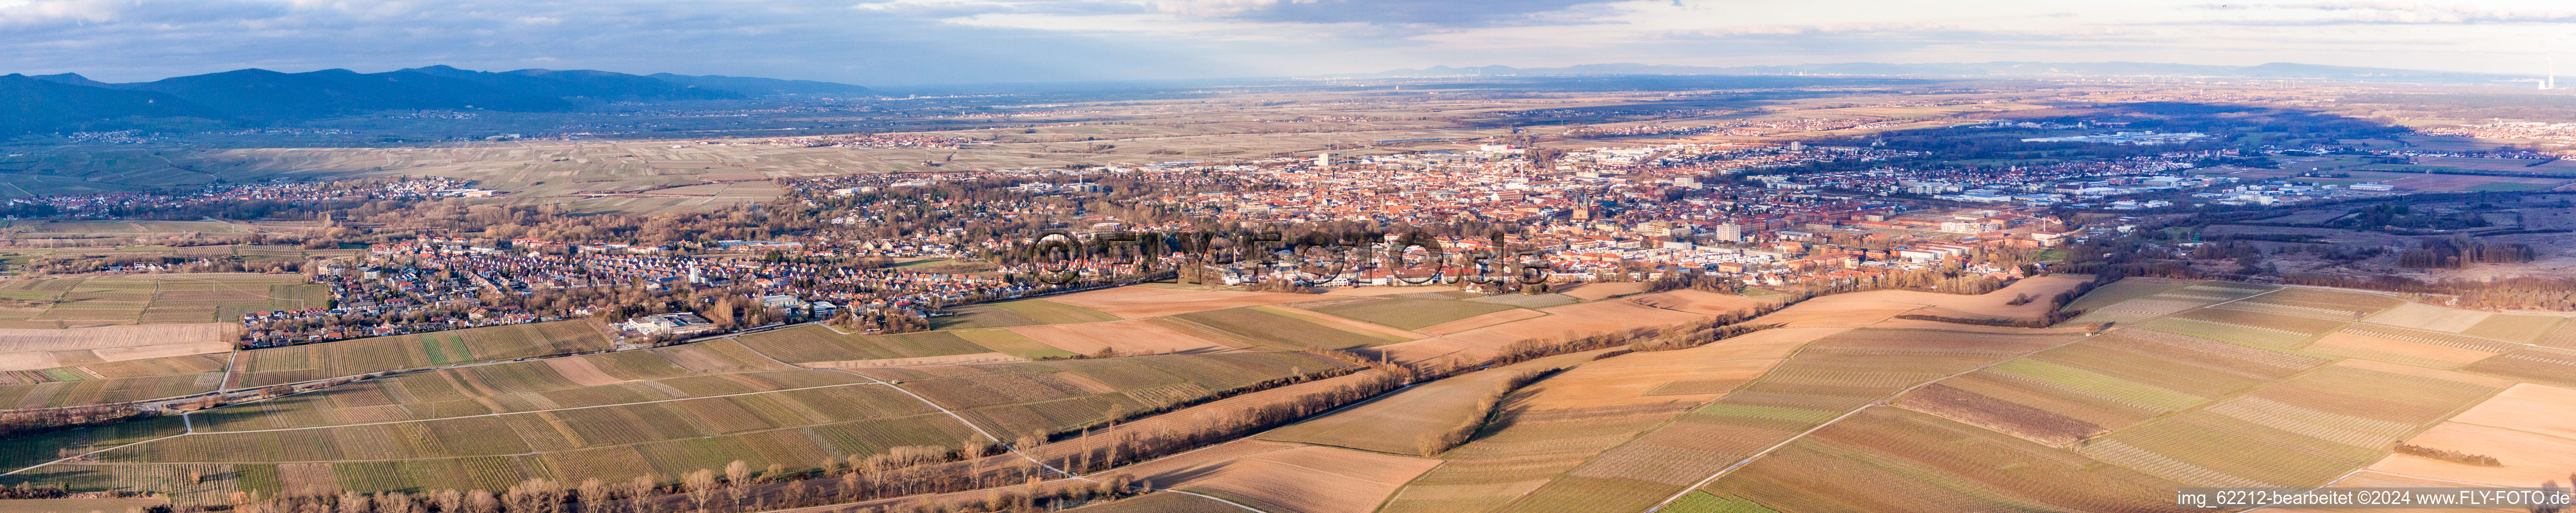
[1016,230,1561,286]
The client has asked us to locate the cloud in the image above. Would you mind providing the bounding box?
[2,0,2570,86]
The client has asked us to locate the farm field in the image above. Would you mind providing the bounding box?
[1162,445,1440,513]
[0,353,229,408]
[1300,298,1521,332]
[1473,327,2078,513]
[2,336,1350,499]
[2368,383,2576,487]
[0,323,232,371]
[1044,288,1318,319]
[1256,349,1611,454]
[929,299,1119,330]
[1004,321,1237,356]
[2064,281,2278,326]
[227,321,613,388]
[1164,307,1399,351]
[733,325,994,365]
[0,273,326,328]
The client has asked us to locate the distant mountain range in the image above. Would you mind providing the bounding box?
[1350,62,2539,84]
[0,66,870,135]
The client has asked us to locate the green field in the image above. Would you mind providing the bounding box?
[0,354,229,409]
[3,336,1349,500]
[1304,298,1520,331]
[0,273,325,327]
[1487,329,2077,513]
[733,325,993,363]
[931,299,1120,329]
[1165,307,1398,350]
[230,321,612,388]
[952,329,1079,359]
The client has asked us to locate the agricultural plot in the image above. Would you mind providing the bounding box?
[885,352,1351,441]
[1301,298,1521,331]
[1060,492,1241,512]
[2078,363,2501,489]
[2459,346,2576,388]
[0,354,229,408]
[1700,407,2187,513]
[1920,329,2327,444]
[1044,287,1317,319]
[2372,383,2576,487]
[929,299,1119,330]
[1004,321,1235,356]
[2527,320,2576,350]
[1487,328,2076,513]
[733,325,992,364]
[0,345,1348,495]
[1164,308,1396,351]
[193,344,822,432]
[2363,303,2494,333]
[949,329,1080,359]
[1257,349,1609,454]
[2304,332,2500,370]
[2460,314,2566,343]
[2144,307,2347,349]
[1161,445,1439,513]
[229,321,611,388]
[2064,282,2276,326]
[0,323,232,371]
[2219,288,2403,321]
[0,274,319,328]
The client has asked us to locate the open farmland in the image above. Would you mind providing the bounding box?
[1256,349,1609,454]
[929,299,1120,330]
[0,274,326,328]
[1482,327,2080,513]
[1301,298,1522,332]
[1004,321,1237,356]
[0,353,229,408]
[733,325,995,365]
[1164,307,1398,351]
[1,333,1349,499]
[1045,288,1318,319]
[229,321,612,388]
[0,323,231,371]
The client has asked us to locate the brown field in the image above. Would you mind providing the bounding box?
[1256,305,1427,340]
[1437,300,1706,351]
[0,324,230,371]
[1257,350,1611,454]
[1747,299,1928,328]
[1858,275,2093,320]
[2364,303,2495,333]
[1007,320,1240,355]
[798,353,1025,368]
[2371,421,2576,488]
[2333,359,2516,388]
[2444,383,2576,441]
[1365,338,1495,368]
[1060,492,1242,512]
[1622,290,1770,317]
[1045,288,1319,319]
[0,497,172,513]
[1320,286,1462,297]
[1159,444,1441,513]
[2307,332,2500,369]
[1894,384,2103,446]
[1508,339,1802,409]
[1415,309,1545,335]
[1556,282,1650,301]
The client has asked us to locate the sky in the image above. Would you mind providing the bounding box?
[4,0,2574,85]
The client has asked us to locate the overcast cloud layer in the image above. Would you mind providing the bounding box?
[4,0,2572,85]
